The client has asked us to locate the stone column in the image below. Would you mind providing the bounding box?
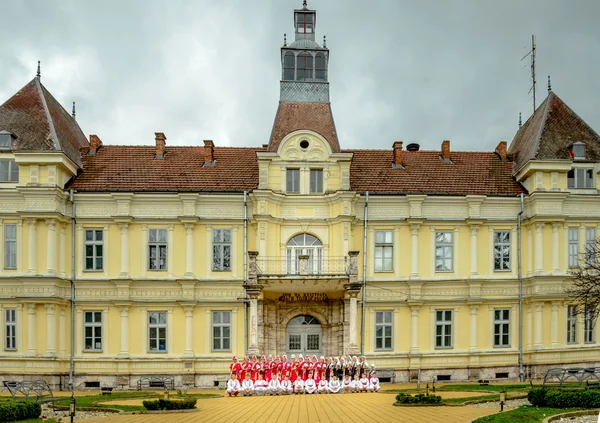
[46,219,56,275]
[526,304,533,348]
[27,219,37,274]
[394,226,401,279]
[469,304,479,350]
[410,306,420,353]
[527,226,533,275]
[141,225,148,277]
[75,307,83,356]
[119,306,129,356]
[535,223,544,274]
[534,303,543,349]
[469,225,479,277]
[552,223,560,274]
[59,307,66,356]
[248,297,259,354]
[59,224,66,276]
[410,225,420,279]
[27,304,36,354]
[551,301,559,347]
[16,220,23,273]
[184,306,194,357]
[119,224,129,276]
[44,304,55,355]
[185,224,195,278]
[167,225,174,276]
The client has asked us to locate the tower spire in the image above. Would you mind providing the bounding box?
[72,102,76,120]
[519,112,522,129]
[36,61,41,79]
[303,0,307,9]
[547,75,552,92]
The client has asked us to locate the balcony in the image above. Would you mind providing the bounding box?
[256,256,348,277]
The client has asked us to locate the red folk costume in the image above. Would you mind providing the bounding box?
[265,356,274,381]
[282,356,292,379]
[230,356,242,377]
[290,358,299,382]
[301,356,310,381]
[252,359,261,382]
[241,357,252,380]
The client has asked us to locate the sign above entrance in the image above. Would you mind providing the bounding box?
[279,293,329,303]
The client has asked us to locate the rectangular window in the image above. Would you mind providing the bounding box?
[148,312,167,352]
[493,309,510,347]
[435,310,453,348]
[148,228,167,270]
[212,311,231,351]
[84,311,102,351]
[0,160,18,182]
[4,224,16,269]
[374,311,392,350]
[586,228,596,267]
[567,305,577,344]
[567,168,594,189]
[494,231,511,271]
[212,229,232,271]
[286,169,300,193]
[84,229,103,271]
[435,231,453,272]
[568,228,579,268]
[4,308,16,350]
[374,230,393,272]
[309,169,323,193]
[584,308,595,344]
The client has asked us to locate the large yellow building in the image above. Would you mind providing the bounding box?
[0,4,599,390]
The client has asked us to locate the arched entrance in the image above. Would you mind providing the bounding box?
[286,315,322,357]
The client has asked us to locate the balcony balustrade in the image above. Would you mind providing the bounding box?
[256,256,348,276]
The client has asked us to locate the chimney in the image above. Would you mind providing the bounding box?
[88,135,103,155]
[155,132,166,160]
[495,141,507,161]
[392,141,404,168]
[440,140,451,163]
[203,140,215,167]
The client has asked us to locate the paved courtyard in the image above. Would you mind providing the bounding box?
[82,392,497,423]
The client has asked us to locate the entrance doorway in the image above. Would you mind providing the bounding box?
[286,315,322,358]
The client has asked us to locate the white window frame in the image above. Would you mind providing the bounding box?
[4,224,16,269]
[435,231,453,272]
[567,168,594,189]
[84,229,103,271]
[309,169,323,193]
[493,231,511,271]
[4,308,16,350]
[286,168,300,193]
[568,227,579,268]
[374,310,393,351]
[212,311,231,352]
[585,228,596,267]
[374,230,393,272]
[435,310,453,348]
[567,305,578,344]
[148,228,167,271]
[0,160,18,182]
[83,311,102,352]
[212,229,232,271]
[584,308,595,344]
[148,311,167,352]
[493,309,510,348]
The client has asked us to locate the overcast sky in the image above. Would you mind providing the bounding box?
[2,0,600,152]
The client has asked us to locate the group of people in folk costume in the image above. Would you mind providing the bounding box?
[226,354,381,397]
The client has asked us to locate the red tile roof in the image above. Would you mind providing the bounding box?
[268,102,340,152]
[508,91,600,173]
[0,78,88,167]
[69,146,264,192]
[347,150,525,196]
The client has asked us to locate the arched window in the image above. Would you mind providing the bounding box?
[296,53,313,81]
[315,53,326,81]
[286,233,322,274]
[283,52,295,81]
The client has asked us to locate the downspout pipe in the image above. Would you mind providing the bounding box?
[69,189,76,392]
[243,191,248,353]
[517,193,525,382]
[360,191,369,356]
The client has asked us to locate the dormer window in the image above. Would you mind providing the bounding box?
[296,13,314,34]
[570,142,586,160]
[0,131,16,150]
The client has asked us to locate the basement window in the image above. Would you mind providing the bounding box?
[436,375,451,381]
[84,381,100,388]
[495,372,509,379]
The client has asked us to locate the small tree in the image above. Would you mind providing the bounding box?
[566,237,600,323]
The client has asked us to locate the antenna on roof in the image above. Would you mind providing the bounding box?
[323,35,327,48]
[36,61,41,79]
[284,33,287,47]
[520,35,536,114]
[518,112,522,129]
[547,75,552,92]
[72,102,76,120]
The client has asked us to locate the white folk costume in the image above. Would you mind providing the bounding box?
[342,377,352,393]
[268,378,281,395]
[368,376,381,392]
[349,378,358,393]
[254,378,268,396]
[294,379,305,394]
[305,378,317,394]
[281,379,293,394]
[241,378,254,396]
[317,379,328,394]
[226,378,241,396]
[328,378,342,394]
[359,376,369,392]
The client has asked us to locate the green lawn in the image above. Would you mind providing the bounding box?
[473,405,576,423]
